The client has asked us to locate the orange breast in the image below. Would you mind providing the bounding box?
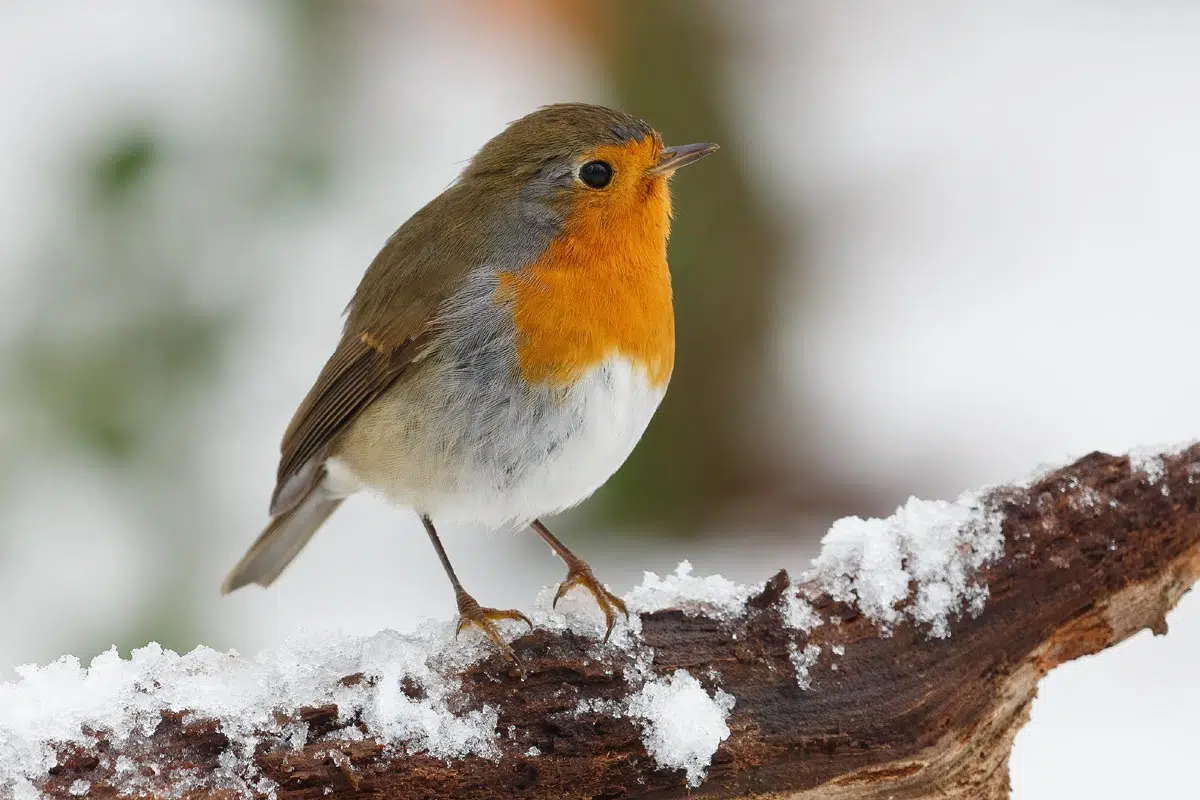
[498,169,676,389]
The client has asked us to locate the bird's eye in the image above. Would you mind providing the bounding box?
[578,160,613,189]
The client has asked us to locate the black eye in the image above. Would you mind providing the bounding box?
[579,160,613,189]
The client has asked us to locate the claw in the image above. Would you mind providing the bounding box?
[553,564,629,642]
[455,591,532,663]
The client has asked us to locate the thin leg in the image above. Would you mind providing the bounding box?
[531,518,628,642]
[421,514,467,593]
[421,515,531,662]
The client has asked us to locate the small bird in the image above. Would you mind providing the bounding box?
[222,103,717,660]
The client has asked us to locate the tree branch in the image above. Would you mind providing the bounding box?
[27,446,1200,799]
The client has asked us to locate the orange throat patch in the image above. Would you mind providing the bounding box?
[498,159,676,390]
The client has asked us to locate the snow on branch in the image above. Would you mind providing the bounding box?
[5,445,1200,799]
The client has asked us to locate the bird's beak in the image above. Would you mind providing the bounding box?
[651,142,720,175]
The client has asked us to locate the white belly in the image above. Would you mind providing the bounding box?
[328,355,667,527]
[474,356,665,524]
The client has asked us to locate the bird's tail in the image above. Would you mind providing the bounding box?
[221,477,343,594]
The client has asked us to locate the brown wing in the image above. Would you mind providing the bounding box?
[268,184,484,515]
[269,329,430,514]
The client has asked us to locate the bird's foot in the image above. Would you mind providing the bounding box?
[553,561,629,642]
[455,591,532,664]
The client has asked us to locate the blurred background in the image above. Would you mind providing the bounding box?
[1,1,1197,796]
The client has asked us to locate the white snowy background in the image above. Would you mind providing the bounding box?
[1,2,1198,797]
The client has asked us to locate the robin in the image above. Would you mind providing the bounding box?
[222,103,717,661]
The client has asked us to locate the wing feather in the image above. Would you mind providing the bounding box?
[266,180,501,514]
[270,332,429,514]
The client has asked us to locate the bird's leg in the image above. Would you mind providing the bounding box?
[530,518,628,642]
[420,515,531,663]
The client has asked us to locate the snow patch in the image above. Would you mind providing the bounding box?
[1127,444,1193,495]
[1129,449,1166,484]
[11,780,40,800]
[788,643,822,689]
[0,625,511,793]
[780,589,822,632]
[574,696,623,716]
[808,491,1004,638]
[625,561,757,621]
[626,670,735,787]
[1128,442,1196,484]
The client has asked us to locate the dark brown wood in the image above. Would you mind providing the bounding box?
[37,447,1200,799]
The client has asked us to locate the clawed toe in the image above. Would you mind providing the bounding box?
[455,592,532,663]
[553,564,629,642]
[530,519,629,642]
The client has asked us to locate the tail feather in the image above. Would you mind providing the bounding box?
[222,479,342,594]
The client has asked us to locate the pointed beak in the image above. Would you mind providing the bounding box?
[651,142,720,175]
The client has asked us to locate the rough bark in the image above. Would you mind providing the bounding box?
[38,446,1200,799]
